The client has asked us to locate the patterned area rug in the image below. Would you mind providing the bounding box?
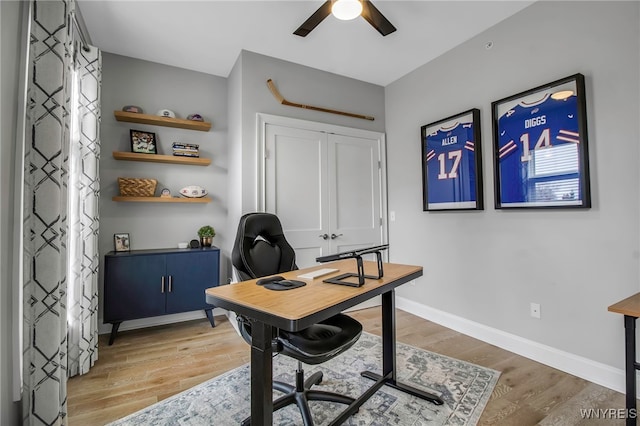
[108,332,499,425]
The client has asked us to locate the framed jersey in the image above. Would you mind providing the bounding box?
[421,108,483,211]
[491,74,591,209]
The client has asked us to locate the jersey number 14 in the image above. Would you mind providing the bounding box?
[519,128,550,162]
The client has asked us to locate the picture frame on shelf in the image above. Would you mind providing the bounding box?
[421,108,483,211]
[114,233,130,252]
[491,73,590,209]
[130,129,157,154]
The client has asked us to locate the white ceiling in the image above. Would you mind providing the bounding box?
[78,0,534,87]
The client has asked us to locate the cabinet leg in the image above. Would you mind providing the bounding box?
[205,308,215,327]
[108,322,122,346]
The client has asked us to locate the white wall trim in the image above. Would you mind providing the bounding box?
[97,308,226,335]
[396,296,627,394]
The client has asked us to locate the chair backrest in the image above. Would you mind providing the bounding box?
[231,212,298,281]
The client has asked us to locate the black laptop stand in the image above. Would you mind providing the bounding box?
[316,244,389,287]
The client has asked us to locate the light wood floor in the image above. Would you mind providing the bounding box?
[68,308,626,425]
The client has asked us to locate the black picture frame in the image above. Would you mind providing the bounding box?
[492,73,591,209]
[130,129,157,154]
[114,233,130,252]
[421,108,483,211]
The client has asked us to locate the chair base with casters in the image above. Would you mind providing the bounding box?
[241,361,356,426]
[237,312,362,426]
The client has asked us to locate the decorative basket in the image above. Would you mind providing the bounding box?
[118,177,157,197]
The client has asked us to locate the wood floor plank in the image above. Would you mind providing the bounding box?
[67,309,627,425]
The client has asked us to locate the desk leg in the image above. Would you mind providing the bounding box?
[251,321,273,425]
[381,289,397,379]
[360,290,444,405]
[624,315,638,425]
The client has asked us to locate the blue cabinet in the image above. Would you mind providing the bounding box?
[104,247,220,344]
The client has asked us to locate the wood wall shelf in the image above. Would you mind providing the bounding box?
[112,151,211,166]
[112,196,212,203]
[114,110,212,132]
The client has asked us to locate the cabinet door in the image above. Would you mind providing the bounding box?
[104,254,167,322]
[165,251,219,314]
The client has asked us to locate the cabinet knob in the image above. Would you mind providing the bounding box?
[161,276,165,293]
[168,275,173,292]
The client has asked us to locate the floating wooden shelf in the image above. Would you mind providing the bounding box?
[114,110,211,132]
[112,196,212,203]
[112,151,211,166]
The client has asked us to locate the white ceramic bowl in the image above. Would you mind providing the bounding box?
[178,242,189,249]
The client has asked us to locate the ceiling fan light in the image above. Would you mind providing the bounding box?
[332,0,363,21]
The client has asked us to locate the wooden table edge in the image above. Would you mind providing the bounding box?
[608,292,640,317]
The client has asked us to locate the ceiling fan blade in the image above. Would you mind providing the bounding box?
[294,1,333,37]
[361,0,397,36]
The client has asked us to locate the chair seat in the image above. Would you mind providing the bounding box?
[278,313,362,365]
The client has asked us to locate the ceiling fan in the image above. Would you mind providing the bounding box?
[294,0,397,37]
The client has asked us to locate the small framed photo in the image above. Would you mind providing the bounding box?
[114,233,130,252]
[492,73,591,209]
[421,108,483,211]
[130,130,157,154]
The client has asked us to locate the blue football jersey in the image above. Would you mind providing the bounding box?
[424,121,477,209]
[497,94,581,206]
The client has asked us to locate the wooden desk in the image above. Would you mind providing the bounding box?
[205,260,443,425]
[608,293,640,425]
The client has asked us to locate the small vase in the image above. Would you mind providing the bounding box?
[200,236,213,247]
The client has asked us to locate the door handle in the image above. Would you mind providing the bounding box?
[330,233,343,239]
[319,234,329,240]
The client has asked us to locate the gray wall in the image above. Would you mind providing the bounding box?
[1,0,22,423]
[226,50,386,245]
[386,1,639,371]
[99,53,228,328]
[227,52,243,265]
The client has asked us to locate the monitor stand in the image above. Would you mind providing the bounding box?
[323,250,384,287]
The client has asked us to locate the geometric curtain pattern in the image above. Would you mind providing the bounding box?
[66,41,101,379]
[22,0,101,424]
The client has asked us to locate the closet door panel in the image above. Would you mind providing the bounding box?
[265,124,329,267]
[264,120,385,269]
[329,134,383,254]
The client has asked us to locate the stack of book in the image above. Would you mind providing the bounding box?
[172,142,199,158]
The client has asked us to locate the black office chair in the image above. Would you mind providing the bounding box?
[231,212,362,426]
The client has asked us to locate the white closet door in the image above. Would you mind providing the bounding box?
[265,124,330,267]
[264,122,384,269]
[328,133,382,254]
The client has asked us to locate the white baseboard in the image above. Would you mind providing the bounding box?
[98,307,227,335]
[396,296,627,394]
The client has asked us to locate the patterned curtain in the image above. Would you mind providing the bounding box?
[66,41,101,378]
[22,0,101,424]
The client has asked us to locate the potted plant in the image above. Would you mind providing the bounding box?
[197,225,215,247]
